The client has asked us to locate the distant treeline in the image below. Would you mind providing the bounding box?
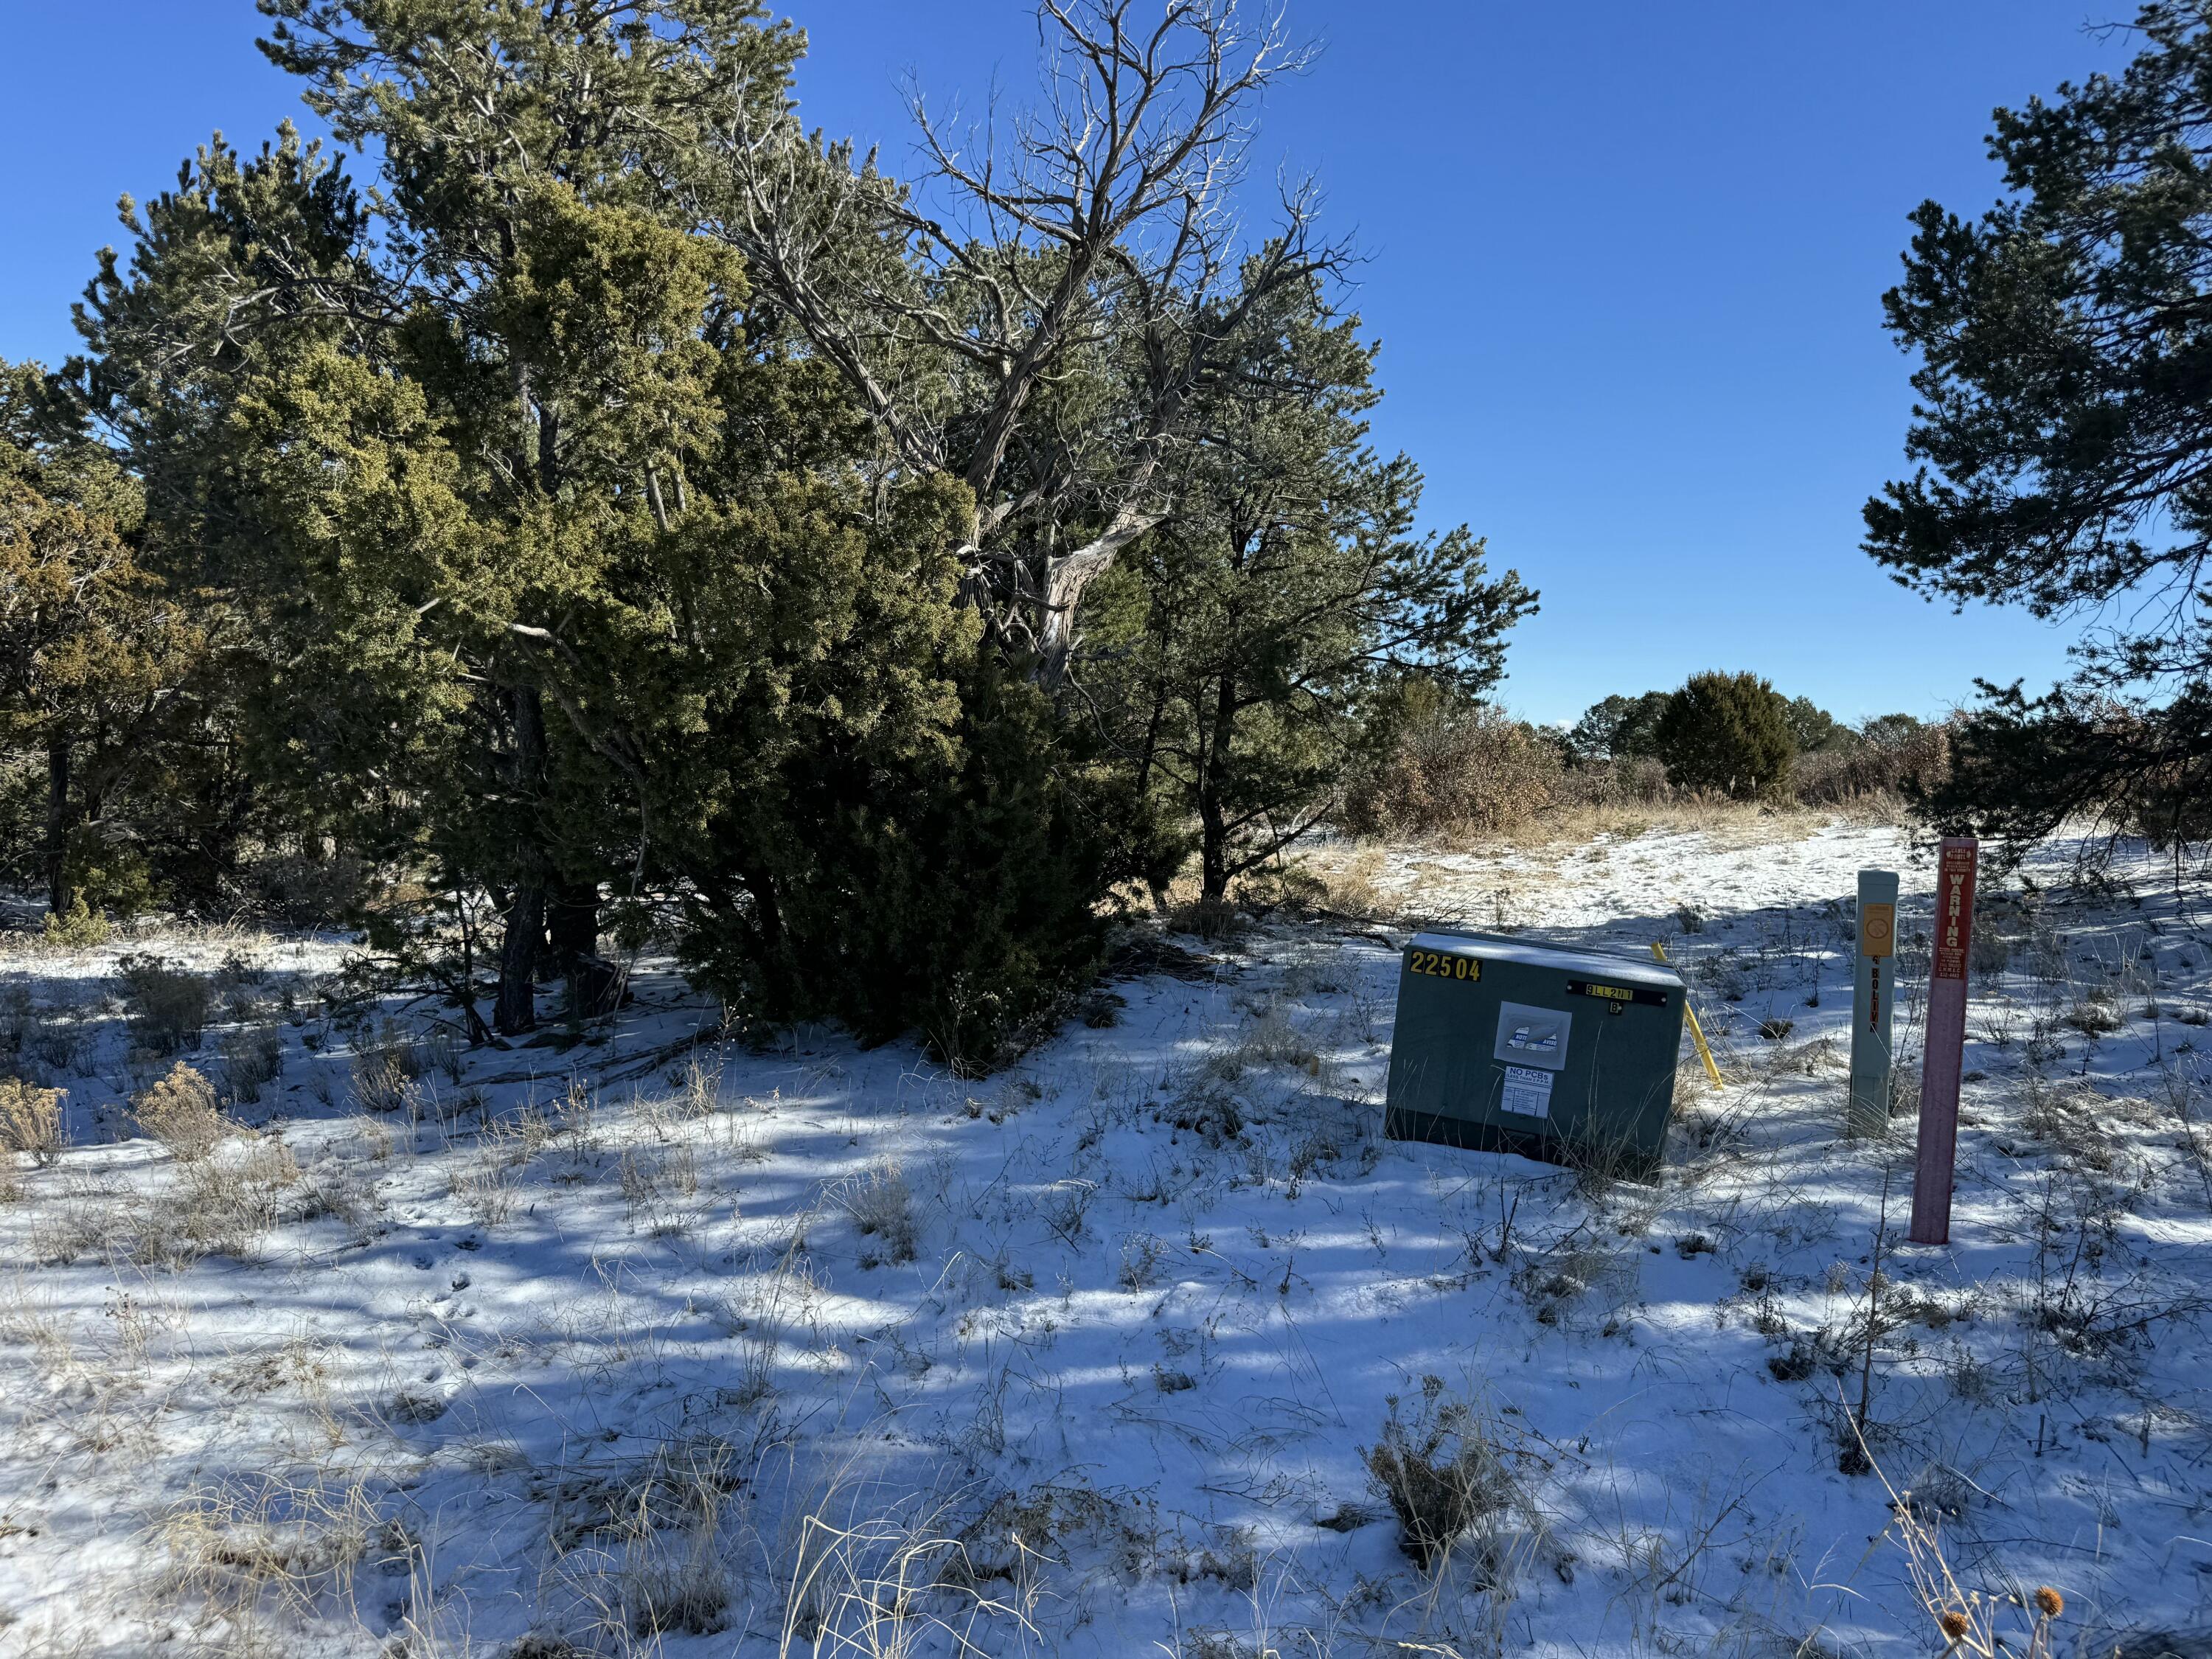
[1342,672,1949,842]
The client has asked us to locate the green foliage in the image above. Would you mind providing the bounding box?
[41,895,110,947]
[701,659,1128,1074]
[1913,681,2204,850]
[1565,692,1669,763]
[1865,3,2212,847]
[1783,695,1848,754]
[1860,712,1925,750]
[1653,672,1796,799]
[58,824,161,920]
[1084,276,1534,898]
[0,358,209,917]
[15,0,1531,1071]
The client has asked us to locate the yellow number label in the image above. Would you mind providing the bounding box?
[1409,950,1479,983]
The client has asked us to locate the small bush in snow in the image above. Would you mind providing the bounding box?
[218,1024,284,1105]
[0,1077,63,1166]
[133,1063,228,1162]
[352,1024,428,1114]
[1362,1377,1517,1572]
[41,894,110,947]
[118,955,212,1054]
[1119,1231,1167,1290]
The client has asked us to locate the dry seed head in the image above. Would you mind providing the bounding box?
[1938,1610,1972,1641]
[2033,1586,2063,1618]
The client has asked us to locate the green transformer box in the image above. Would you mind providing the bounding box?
[1383,930,1688,1182]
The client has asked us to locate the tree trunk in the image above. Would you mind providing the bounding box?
[549,878,622,1022]
[493,686,549,1036]
[493,882,546,1035]
[1137,686,1174,909]
[44,733,73,916]
[1197,673,1238,902]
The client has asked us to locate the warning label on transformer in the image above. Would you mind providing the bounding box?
[1500,1065,1554,1119]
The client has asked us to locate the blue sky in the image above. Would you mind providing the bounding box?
[0,2,2133,725]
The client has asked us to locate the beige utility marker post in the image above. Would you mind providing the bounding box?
[1651,940,1723,1088]
[1848,869,1900,1136]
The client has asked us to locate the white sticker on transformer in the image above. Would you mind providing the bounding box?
[1493,1001,1573,1071]
[1500,1065,1554,1119]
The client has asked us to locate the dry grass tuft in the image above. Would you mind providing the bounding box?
[1362,1376,1518,1572]
[1313,844,1395,920]
[158,1471,397,1636]
[839,1161,919,1265]
[351,1023,428,1114]
[139,1139,305,1267]
[217,1023,285,1106]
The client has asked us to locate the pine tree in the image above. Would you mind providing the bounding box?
[1085,275,1534,901]
[1566,692,1671,762]
[1865,2,2212,846]
[0,361,204,922]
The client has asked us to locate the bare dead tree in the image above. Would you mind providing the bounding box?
[694,0,1349,684]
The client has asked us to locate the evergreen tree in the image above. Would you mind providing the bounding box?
[1654,672,1795,799]
[1085,276,1534,901]
[0,361,206,924]
[72,4,1129,1060]
[1865,2,2212,846]
[1783,695,1847,754]
[244,0,807,1029]
[1566,691,1670,762]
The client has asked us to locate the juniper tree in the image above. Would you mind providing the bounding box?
[1784,695,1848,755]
[63,2,1126,1059]
[1653,671,1795,799]
[242,0,813,1029]
[1866,1,2212,846]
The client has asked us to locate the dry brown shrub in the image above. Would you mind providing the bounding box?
[134,1062,229,1162]
[1794,723,1951,805]
[1551,754,1673,810]
[0,1077,63,1164]
[116,955,212,1054]
[1343,705,1560,841]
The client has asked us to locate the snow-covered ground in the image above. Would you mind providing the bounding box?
[1,818,2208,1658]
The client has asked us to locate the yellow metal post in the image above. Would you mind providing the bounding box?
[1652,939,1724,1088]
